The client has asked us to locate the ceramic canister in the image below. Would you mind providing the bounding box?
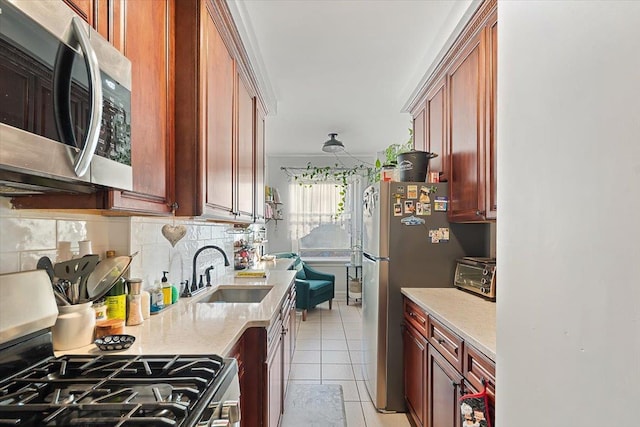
[52,301,96,350]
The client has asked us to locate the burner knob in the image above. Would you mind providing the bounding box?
[211,421,230,427]
[221,400,241,423]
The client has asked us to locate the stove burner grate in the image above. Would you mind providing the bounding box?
[0,354,225,426]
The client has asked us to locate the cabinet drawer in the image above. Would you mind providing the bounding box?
[404,298,428,336]
[463,345,495,398]
[428,316,463,372]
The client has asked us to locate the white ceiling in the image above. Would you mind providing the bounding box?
[229,0,478,156]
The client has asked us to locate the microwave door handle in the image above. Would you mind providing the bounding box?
[70,17,103,178]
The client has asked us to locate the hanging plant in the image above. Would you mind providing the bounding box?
[283,162,373,218]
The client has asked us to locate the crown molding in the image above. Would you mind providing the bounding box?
[223,0,278,115]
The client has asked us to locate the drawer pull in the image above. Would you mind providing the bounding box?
[437,338,446,345]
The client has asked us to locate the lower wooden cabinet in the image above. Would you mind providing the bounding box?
[403,323,427,427]
[403,296,495,427]
[228,281,295,427]
[266,328,284,427]
[427,346,463,427]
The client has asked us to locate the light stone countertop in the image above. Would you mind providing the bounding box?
[56,258,295,358]
[401,288,496,361]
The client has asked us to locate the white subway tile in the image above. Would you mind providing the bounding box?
[57,220,88,244]
[0,218,56,252]
[0,252,20,274]
[20,250,58,271]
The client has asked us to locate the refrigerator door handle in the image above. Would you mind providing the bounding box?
[363,252,389,262]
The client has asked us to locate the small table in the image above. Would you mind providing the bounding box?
[345,263,362,305]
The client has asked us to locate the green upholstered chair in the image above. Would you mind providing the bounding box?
[273,252,335,321]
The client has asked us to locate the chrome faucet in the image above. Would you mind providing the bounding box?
[183,245,230,297]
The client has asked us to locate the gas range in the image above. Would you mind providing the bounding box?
[0,270,240,427]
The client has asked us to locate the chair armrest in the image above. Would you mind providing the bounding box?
[294,279,311,309]
[303,264,335,282]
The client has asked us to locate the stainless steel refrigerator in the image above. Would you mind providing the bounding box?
[361,181,488,412]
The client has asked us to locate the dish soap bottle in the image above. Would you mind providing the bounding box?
[161,271,172,306]
[150,280,165,313]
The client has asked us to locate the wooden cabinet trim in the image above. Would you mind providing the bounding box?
[485,11,498,220]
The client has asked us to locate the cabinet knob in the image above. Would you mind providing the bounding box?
[476,210,485,217]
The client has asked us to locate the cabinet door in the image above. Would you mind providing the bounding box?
[448,29,487,222]
[236,75,254,219]
[403,323,427,427]
[426,74,449,180]
[485,13,498,220]
[254,104,266,220]
[95,0,125,53]
[204,7,235,218]
[64,0,124,52]
[427,346,463,427]
[413,103,427,152]
[266,334,283,427]
[110,0,174,214]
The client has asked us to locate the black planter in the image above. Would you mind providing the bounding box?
[397,150,438,182]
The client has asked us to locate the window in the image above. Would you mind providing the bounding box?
[288,180,351,259]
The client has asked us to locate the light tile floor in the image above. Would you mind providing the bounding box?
[286,300,411,427]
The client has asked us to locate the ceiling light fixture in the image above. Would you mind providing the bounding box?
[322,133,345,153]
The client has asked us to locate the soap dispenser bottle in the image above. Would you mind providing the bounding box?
[161,271,172,306]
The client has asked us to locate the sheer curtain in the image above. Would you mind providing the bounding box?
[288,179,349,257]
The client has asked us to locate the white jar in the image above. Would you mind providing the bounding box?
[52,302,96,350]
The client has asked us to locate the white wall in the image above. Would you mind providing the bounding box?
[265,154,374,254]
[498,2,640,425]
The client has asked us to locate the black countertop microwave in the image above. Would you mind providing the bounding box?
[0,0,132,194]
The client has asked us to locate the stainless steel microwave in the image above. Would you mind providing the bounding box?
[0,0,132,194]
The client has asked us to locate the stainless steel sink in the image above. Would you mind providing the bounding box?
[198,287,272,303]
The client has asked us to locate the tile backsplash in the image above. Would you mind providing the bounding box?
[0,198,236,293]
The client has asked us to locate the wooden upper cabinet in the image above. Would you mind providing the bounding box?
[447,27,487,222]
[13,0,174,214]
[175,0,266,221]
[425,74,449,180]
[407,0,496,222]
[204,8,235,219]
[109,0,174,214]
[236,75,255,219]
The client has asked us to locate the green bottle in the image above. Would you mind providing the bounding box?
[105,277,127,320]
